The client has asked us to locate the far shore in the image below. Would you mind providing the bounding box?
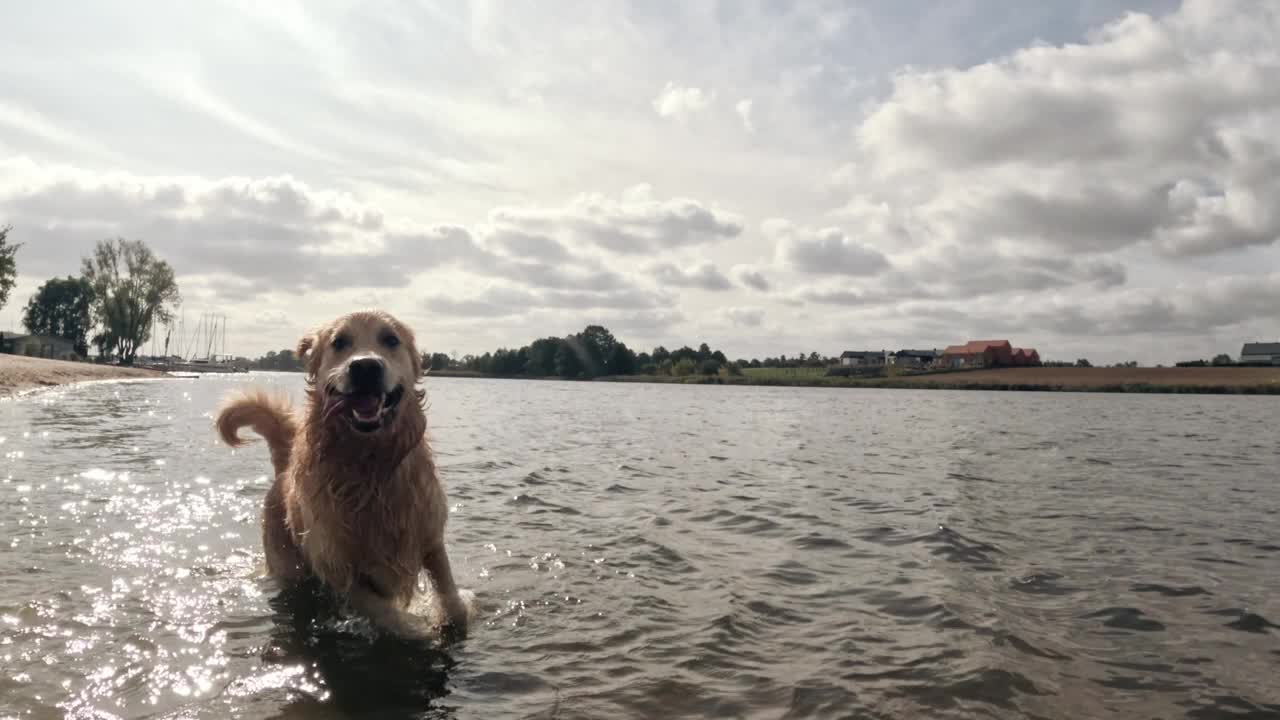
[429,366,1280,395]
[0,354,165,398]
[3,358,1276,398]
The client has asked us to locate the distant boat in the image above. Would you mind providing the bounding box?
[139,312,249,374]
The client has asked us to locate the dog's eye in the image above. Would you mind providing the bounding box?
[331,335,351,351]
[382,334,401,349]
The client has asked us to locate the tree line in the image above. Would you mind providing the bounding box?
[434,325,842,379]
[0,227,181,364]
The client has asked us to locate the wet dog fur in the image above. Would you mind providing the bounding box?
[215,310,472,640]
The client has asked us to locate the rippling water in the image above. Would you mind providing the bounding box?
[1,374,1277,719]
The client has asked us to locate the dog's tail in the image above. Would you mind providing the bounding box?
[216,388,297,478]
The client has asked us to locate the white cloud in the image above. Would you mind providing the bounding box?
[722,306,765,327]
[489,183,743,255]
[731,264,770,292]
[848,0,1280,260]
[646,261,732,291]
[735,99,755,133]
[2,0,1276,365]
[767,219,891,276]
[652,82,714,122]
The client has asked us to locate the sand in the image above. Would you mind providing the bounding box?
[0,354,165,397]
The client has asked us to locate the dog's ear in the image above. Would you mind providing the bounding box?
[296,328,326,379]
[405,330,423,380]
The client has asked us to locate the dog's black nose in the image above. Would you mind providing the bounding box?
[348,357,385,392]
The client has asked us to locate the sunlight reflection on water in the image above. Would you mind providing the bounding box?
[0,375,1277,719]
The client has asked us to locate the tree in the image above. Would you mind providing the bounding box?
[1075,358,1092,368]
[0,225,20,312]
[607,342,637,375]
[672,357,696,376]
[526,337,561,376]
[429,353,451,371]
[554,340,584,378]
[22,276,95,356]
[81,238,181,364]
[1211,353,1233,366]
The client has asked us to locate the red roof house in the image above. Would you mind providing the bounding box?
[938,340,1016,368]
[1013,348,1040,366]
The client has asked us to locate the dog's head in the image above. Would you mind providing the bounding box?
[297,310,424,434]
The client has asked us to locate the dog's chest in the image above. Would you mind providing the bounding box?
[292,468,432,586]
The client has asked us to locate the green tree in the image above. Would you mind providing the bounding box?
[526,337,561,376]
[1075,358,1092,368]
[554,340,584,378]
[81,238,181,365]
[672,357,696,376]
[22,276,95,356]
[0,225,20,312]
[607,342,637,375]
[1211,353,1233,366]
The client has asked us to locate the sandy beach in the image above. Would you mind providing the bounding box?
[0,354,164,397]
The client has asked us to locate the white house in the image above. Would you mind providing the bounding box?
[1240,342,1280,365]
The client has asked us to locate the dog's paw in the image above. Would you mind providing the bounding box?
[457,588,479,624]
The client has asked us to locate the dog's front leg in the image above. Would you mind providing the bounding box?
[423,542,470,636]
[347,585,435,640]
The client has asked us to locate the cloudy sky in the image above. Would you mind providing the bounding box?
[1,0,1276,364]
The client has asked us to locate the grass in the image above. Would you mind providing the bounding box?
[599,366,1280,395]
[428,365,1280,395]
[741,367,828,380]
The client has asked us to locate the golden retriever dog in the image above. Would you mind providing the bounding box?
[214,310,473,640]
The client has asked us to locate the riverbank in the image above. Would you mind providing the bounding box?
[431,366,1280,394]
[0,355,165,398]
[614,366,1280,394]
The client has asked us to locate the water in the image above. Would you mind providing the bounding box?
[1,375,1277,719]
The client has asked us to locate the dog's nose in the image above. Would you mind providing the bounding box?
[348,357,386,392]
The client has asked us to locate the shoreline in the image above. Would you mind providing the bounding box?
[3,359,1274,397]
[429,366,1280,395]
[0,354,166,398]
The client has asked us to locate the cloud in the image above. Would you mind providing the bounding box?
[652,82,713,121]
[722,306,765,327]
[735,99,755,133]
[646,261,732,291]
[3,0,1277,366]
[483,227,572,263]
[731,264,770,292]
[0,102,122,163]
[767,219,890,276]
[1024,271,1280,337]
[489,183,743,255]
[0,161,473,297]
[423,283,670,319]
[843,0,1280,259]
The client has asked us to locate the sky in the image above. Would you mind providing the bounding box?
[1,0,1277,365]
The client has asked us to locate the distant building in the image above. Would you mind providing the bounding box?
[938,340,1015,369]
[1240,342,1280,365]
[1,333,80,361]
[839,350,887,367]
[889,349,940,367]
[1011,347,1041,366]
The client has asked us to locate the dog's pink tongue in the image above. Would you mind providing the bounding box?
[350,394,381,415]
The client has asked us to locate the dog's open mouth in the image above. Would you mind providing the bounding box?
[331,385,405,433]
